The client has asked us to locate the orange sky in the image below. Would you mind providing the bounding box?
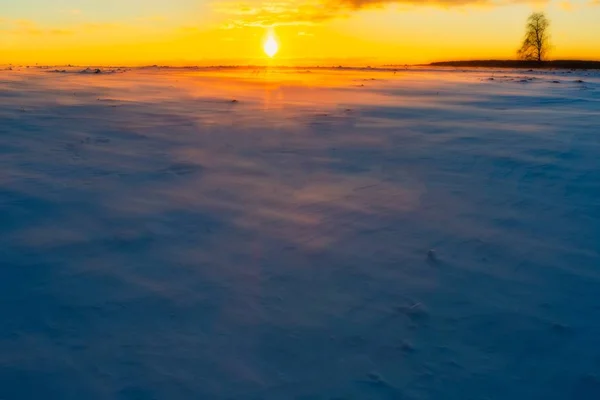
[1,0,599,65]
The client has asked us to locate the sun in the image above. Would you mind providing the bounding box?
[263,34,279,58]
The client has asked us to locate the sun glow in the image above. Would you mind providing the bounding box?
[263,33,279,58]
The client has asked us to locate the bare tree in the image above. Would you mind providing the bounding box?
[518,12,551,62]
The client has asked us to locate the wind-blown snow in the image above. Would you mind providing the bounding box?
[1,66,599,399]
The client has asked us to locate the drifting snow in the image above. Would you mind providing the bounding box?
[1,67,599,399]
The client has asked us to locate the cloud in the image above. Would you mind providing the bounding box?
[179,26,202,34]
[81,22,122,31]
[136,15,168,23]
[50,29,75,35]
[215,0,506,28]
[0,20,76,36]
[333,0,485,6]
[14,20,44,35]
[559,0,573,10]
[216,1,337,28]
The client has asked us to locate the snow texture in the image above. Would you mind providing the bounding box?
[1,66,600,399]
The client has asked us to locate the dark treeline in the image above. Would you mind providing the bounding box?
[429,60,600,70]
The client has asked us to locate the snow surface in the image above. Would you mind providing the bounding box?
[1,66,600,399]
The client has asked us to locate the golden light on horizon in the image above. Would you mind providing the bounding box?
[263,33,279,58]
[3,2,600,65]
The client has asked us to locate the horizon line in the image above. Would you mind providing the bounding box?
[4,58,600,70]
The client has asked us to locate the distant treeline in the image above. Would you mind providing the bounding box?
[429,60,600,70]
